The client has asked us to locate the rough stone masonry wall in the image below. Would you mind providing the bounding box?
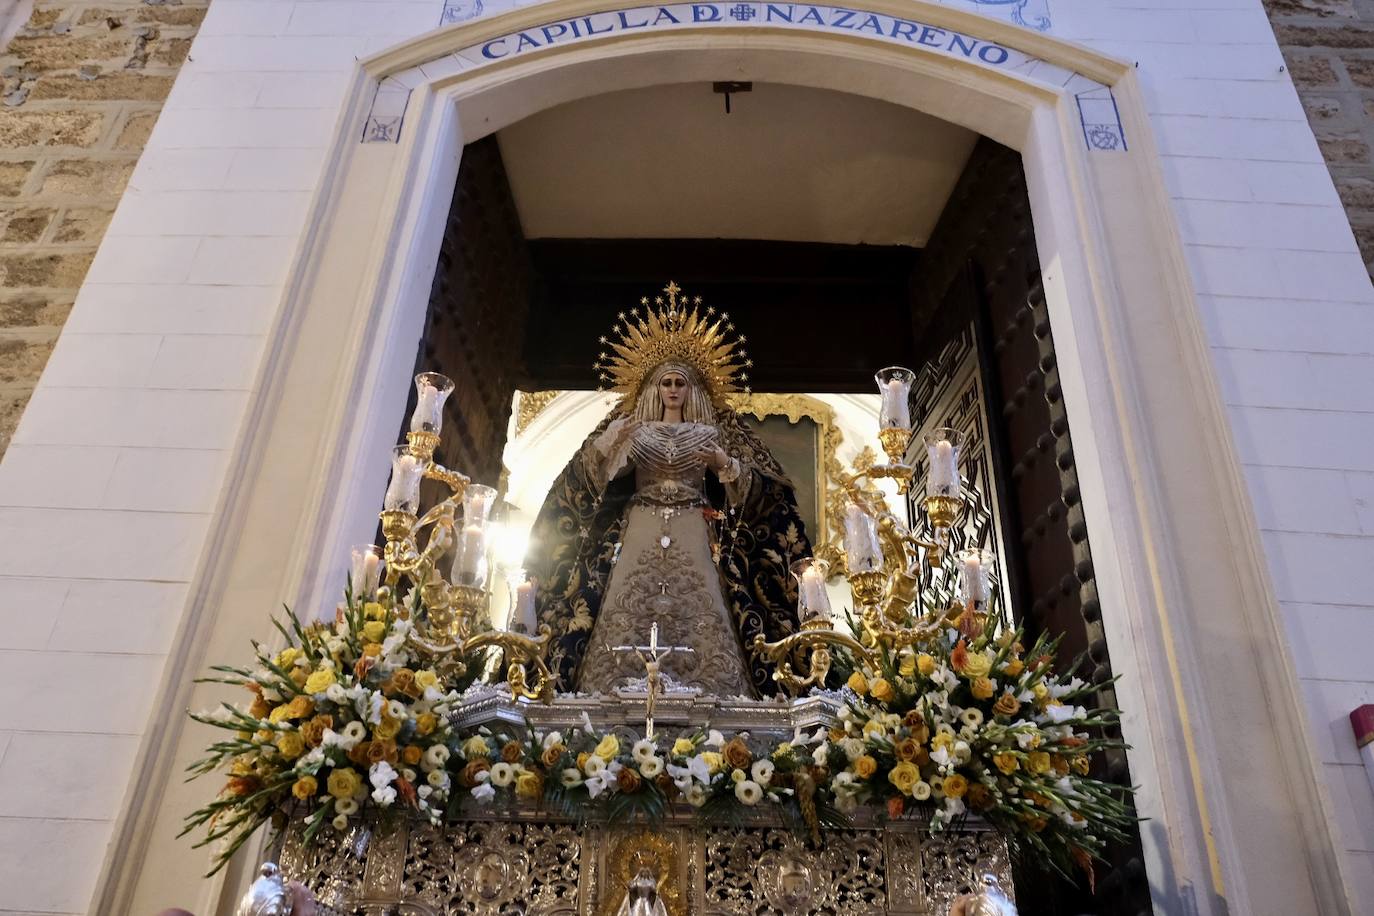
[0,0,205,458]
[1269,0,1374,277]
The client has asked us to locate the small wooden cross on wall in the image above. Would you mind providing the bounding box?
[611,622,694,739]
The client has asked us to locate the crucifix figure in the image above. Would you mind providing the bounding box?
[611,622,694,739]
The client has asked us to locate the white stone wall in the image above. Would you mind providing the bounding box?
[0,0,1370,911]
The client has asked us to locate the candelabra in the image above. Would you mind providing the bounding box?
[366,371,554,702]
[757,366,996,694]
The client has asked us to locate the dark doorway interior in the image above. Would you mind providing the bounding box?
[406,133,1150,915]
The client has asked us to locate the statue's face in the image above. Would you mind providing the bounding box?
[658,370,689,411]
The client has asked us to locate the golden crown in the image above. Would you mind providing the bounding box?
[594,281,752,405]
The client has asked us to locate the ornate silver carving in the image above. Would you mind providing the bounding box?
[236,863,292,916]
[920,831,1014,916]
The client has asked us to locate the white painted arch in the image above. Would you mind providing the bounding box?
[95,4,1351,914]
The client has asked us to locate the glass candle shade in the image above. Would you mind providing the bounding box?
[791,557,833,625]
[957,547,995,609]
[409,372,455,435]
[383,445,424,514]
[452,522,489,589]
[462,484,498,527]
[923,427,965,499]
[842,503,883,574]
[349,544,383,600]
[875,366,916,430]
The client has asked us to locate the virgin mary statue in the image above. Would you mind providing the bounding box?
[524,283,811,697]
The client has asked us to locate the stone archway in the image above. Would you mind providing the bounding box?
[97,6,1347,914]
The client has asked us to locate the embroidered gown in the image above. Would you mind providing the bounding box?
[575,418,756,697]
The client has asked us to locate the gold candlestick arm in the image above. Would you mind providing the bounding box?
[751,623,874,697]
[462,626,555,703]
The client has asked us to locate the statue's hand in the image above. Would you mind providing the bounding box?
[699,445,729,471]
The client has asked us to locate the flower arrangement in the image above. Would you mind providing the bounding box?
[182,594,479,874]
[187,598,1132,886]
[449,720,824,827]
[819,620,1134,881]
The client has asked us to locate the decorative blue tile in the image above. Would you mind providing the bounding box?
[361,79,412,144]
[1076,87,1126,152]
[441,0,484,25]
[971,0,1050,32]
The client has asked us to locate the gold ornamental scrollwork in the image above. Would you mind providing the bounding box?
[597,829,690,916]
[727,392,849,574]
[515,389,562,436]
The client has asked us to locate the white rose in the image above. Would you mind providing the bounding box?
[332,814,348,831]
[686,784,708,807]
[386,699,406,721]
[423,744,451,770]
[325,684,348,704]
[750,759,775,787]
[560,768,583,788]
[912,780,932,801]
[490,762,515,788]
[426,769,451,790]
[639,756,664,778]
[584,756,607,777]
[735,780,763,805]
[839,738,866,761]
[542,730,564,751]
[632,739,657,763]
[336,798,359,816]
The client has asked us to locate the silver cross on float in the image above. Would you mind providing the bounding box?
[611,622,694,739]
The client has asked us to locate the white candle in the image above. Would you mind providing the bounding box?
[843,504,881,573]
[880,378,910,429]
[351,548,380,598]
[457,524,487,577]
[383,454,422,511]
[800,564,832,621]
[410,383,442,433]
[929,438,958,495]
[961,552,989,604]
[513,580,537,633]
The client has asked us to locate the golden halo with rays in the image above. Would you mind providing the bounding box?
[593,280,751,407]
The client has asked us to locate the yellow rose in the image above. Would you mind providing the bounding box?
[576,752,591,772]
[992,753,1019,775]
[960,652,992,679]
[363,602,386,620]
[304,668,336,694]
[373,716,401,740]
[731,768,746,783]
[327,767,362,800]
[993,693,1021,716]
[361,620,387,644]
[462,736,491,759]
[1032,683,1049,701]
[414,669,439,692]
[275,647,302,669]
[284,696,314,719]
[672,738,695,756]
[971,677,995,700]
[847,672,869,695]
[898,651,916,678]
[515,770,545,799]
[916,654,936,677]
[700,752,724,774]
[1071,755,1091,776]
[593,735,620,760]
[931,732,955,752]
[403,745,423,766]
[291,775,318,800]
[942,773,968,798]
[869,678,895,703]
[1001,658,1024,677]
[276,732,305,759]
[853,755,877,779]
[1027,751,1052,775]
[415,713,438,737]
[887,761,920,796]
[268,705,291,724]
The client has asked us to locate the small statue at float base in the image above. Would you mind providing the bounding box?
[616,866,670,916]
[234,863,316,916]
[949,873,1018,916]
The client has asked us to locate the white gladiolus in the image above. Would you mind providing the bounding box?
[372,785,397,806]
[369,761,398,789]
[325,683,348,704]
[471,783,496,802]
[542,730,564,751]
